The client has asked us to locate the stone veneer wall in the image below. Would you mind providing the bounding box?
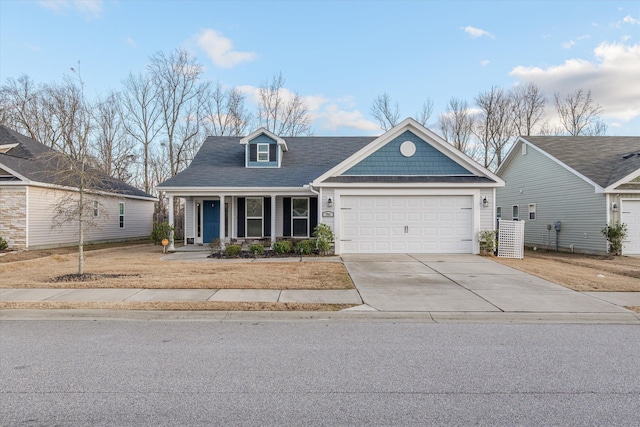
[0,187,27,249]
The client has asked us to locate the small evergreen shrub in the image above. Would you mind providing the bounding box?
[273,240,292,255]
[297,239,316,255]
[0,236,8,251]
[479,230,497,254]
[249,243,264,256]
[601,222,628,256]
[313,223,334,256]
[225,244,243,257]
[151,221,174,245]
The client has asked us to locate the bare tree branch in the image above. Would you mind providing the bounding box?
[370,93,399,131]
[554,89,606,136]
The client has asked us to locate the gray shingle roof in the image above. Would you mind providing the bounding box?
[0,126,154,199]
[157,135,376,188]
[523,136,640,188]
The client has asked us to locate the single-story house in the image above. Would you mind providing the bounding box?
[496,135,640,255]
[0,126,156,250]
[156,118,504,254]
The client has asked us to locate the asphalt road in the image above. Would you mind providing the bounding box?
[1,320,639,426]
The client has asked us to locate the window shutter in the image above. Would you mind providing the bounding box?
[249,145,257,162]
[269,144,277,163]
[310,197,318,234]
[283,197,291,237]
[237,197,245,237]
[263,197,271,237]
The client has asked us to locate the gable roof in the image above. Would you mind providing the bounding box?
[313,118,504,187]
[501,136,640,191]
[157,135,375,189]
[0,126,155,200]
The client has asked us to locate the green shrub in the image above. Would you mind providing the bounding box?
[249,243,264,256]
[0,236,8,251]
[313,224,334,256]
[297,239,316,255]
[225,244,243,257]
[479,230,497,254]
[601,222,628,256]
[273,240,292,255]
[151,221,174,245]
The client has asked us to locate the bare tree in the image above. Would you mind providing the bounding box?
[415,98,434,127]
[554,89,607,136]
[370,92,399,131]
[511,83,547,136]
[92,91,136,183]
[121,72,162,193]
[257,72,312,136]
[203,82,250,136]
[474,86,514,170]
[438,97,477,158]
[148,48,209,176]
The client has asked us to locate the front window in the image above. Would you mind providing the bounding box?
[512,205,519,221]
[529,203,536,221]
[292,197,309,237]
[246,197,263,237]
[119,202,125,228]
[93,200,99,217]
[257,144,269,162]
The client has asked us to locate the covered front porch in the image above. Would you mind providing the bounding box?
[164,190,326,251]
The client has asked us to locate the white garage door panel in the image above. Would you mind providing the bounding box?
[341,195,473,253]
[621,200,640,255]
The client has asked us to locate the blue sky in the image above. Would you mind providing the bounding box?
[1,0,639,136]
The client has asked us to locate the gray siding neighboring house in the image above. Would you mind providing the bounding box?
[0,126,156,250]
[496,136,640,255]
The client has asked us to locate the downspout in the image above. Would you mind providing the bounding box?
[308,183,320,226]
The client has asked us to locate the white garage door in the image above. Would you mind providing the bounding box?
[621,199,640,255]
[340,195,473,253]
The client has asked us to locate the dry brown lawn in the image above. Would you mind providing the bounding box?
[492,249,640,292]
[0,244,354,290]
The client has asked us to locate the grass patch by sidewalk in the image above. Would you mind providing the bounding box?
[0,301,355,311]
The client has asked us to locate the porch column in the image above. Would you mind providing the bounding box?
[271,194,277,248]
[167,194,175,251]
[219,195,226,245]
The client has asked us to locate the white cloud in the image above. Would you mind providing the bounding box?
[125,37,136,47]
[463,26,494,39]
[237,85,379,133]
[623,15,640,25]
[562,40,576,49]
[621,35,632,42]
[38,0,104,19]
[509,42,640,122]
[480,59,490,66]
[196,29,256,69]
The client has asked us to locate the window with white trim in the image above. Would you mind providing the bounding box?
[512,205,519,221]
[292,197,309,237]
[246,197,263,237]
[528,203,536,221]
[93,200,99,217]
[257,143,269,162]
[496,206,502,220]
[119,202,125,228]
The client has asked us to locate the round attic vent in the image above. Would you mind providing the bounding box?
[400,141,416,157]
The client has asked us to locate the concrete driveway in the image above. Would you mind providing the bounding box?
[342,254,631,313]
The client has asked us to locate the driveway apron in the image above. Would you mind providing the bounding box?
[342,254,629,313]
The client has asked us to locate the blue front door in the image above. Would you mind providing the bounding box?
[203,200,220,243]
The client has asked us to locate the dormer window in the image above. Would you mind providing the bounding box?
[257,143,269,162]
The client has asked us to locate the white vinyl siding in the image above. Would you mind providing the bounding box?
[25,186,153,249]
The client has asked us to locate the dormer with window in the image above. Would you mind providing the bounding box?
[240,128,288,168]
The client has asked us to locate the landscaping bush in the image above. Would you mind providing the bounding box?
[313,223,334,256]
[249,243,264,256]
[225,244,243,257]
[273,240,292,255]
[296,239,316,255]
[479,230,497,255]
[151,221,174,245]
[0,236,8,251]
[601,222,628,256]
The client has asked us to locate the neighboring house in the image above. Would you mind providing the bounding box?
[0,126,156,250]
[156,118,504,254]
[496,136,640,255]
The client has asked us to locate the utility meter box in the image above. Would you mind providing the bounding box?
[554,221,561,232]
